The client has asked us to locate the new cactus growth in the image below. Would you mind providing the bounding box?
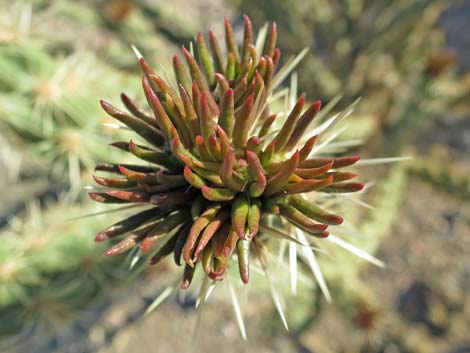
[91,16,363,288]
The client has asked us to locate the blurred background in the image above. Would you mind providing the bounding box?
[0,0,468,352]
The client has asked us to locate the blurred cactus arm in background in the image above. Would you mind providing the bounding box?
[0,208,149,353]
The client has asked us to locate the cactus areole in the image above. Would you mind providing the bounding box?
[90,16,363,288]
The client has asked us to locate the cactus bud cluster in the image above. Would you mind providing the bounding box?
[90,16,363,288]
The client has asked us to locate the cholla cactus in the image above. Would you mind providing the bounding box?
[0,200,128,338]
[90,16,363,289]
[0,40,132,189]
